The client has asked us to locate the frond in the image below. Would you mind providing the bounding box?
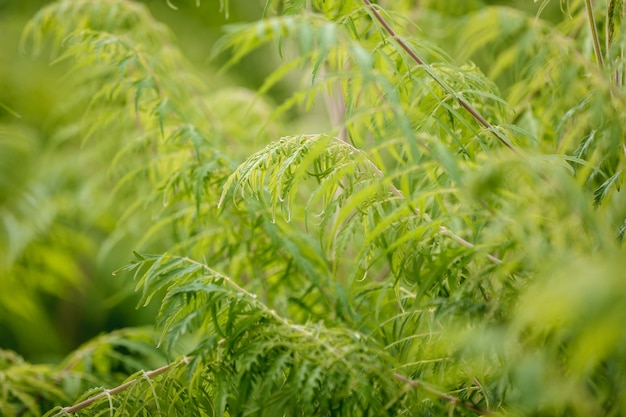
[219,134,382,221]
[109,253,403,416]
[0,328,162,417]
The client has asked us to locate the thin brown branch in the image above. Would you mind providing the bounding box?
[52,356,192,416]
[392,372,496,415]
[354,1,505,263]
[362,0,517,153]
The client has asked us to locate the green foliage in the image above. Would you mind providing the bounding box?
[0,328,163,417]
[1,0,626,415]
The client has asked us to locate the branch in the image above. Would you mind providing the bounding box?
[362,0,517,153]
[392,373,496,415]
[354,1,506,263]
[52,356,192,416]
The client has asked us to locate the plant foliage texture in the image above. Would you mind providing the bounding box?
[1,0,626,416]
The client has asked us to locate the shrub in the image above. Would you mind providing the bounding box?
[1,0,625,415]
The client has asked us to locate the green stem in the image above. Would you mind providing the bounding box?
[585,0,605,68]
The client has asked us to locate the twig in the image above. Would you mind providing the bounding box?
[52,356,192,416]
[392,372,496,415]
[362,0,517,153]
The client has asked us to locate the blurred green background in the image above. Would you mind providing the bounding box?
[0,0,262,363]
